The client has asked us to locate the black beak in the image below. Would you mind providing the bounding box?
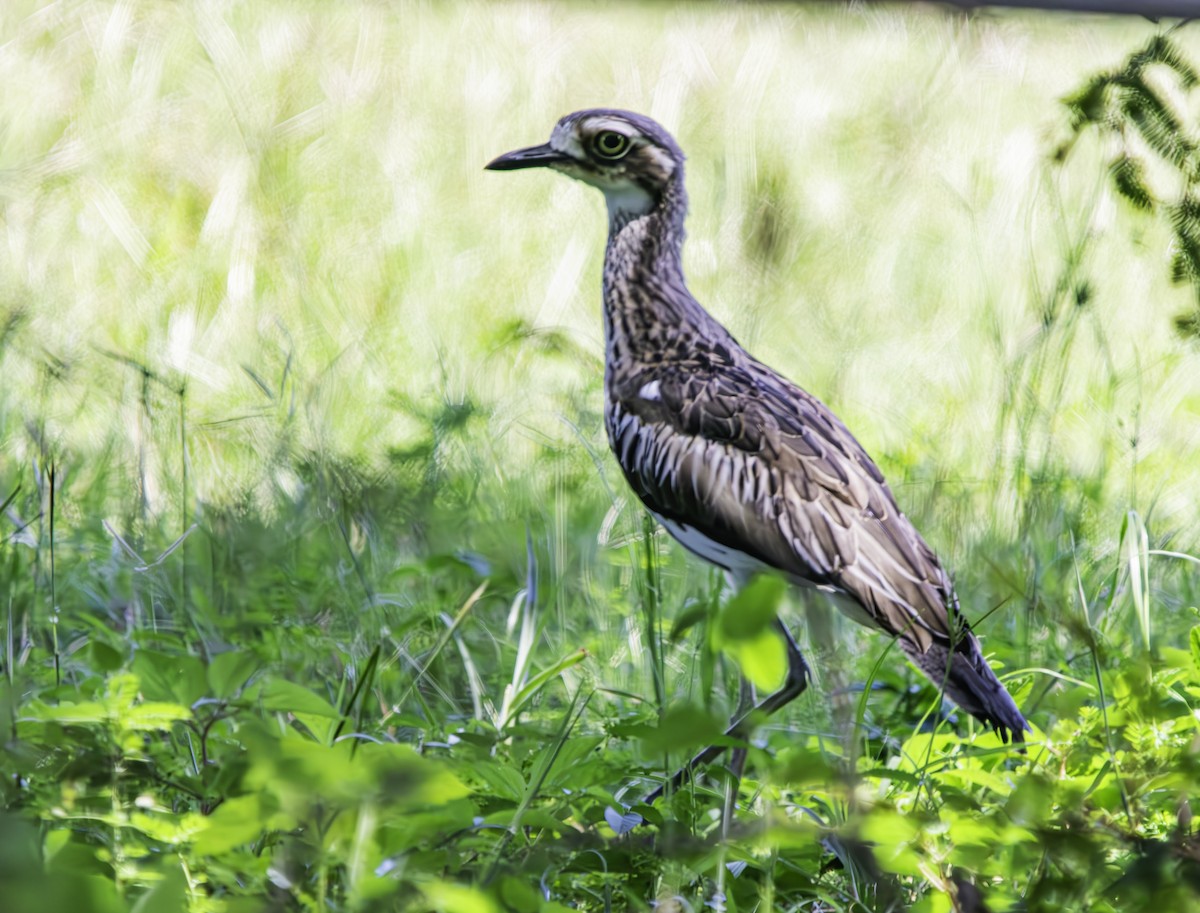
[485,143,569,171]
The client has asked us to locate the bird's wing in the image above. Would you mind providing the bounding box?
[608,348,966,654]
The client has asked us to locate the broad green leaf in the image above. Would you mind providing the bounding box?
[419,880,501,913]
[88,640,124,673]
[23,700,107,725]
[207,650,260,699]
[502,648,588,728]
[858,811,925,877]
[129,864,186,913]
[131,648,207,705]
[1004,775,1055,828]
[613,704,729,754]
[293,711,338,744]
[245,735,469,810]
[42,833,110,878]
[724,626,787,692]
[718,574,786,641]
[123,702,191,730]
[858,809,922,847]
[252,678,340,718]
[128,810,207,846]
[500,876,540,912]
[512,809,566,833]
[938,766,1014,795]
[471,760,527,802]
[192,795,272,856]
[946,814,1001,847]
[104,673,141,711]
[669,602,709,641]
[43,828,71,865]
[774,746,838,786]
[360,739,468,806]
[543,736,604,788]
[912,891,954,913]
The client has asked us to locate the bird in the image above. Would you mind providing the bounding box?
[486,109,1027,798]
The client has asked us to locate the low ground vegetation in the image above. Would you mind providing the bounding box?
[1,3,1199,911]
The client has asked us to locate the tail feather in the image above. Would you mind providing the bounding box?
[901,636,1027,744]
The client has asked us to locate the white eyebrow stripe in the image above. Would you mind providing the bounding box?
[638,380,661,401]
[586,117,637,137]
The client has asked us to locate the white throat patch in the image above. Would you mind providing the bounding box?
[604,185,654,223]
[547,116,674,227]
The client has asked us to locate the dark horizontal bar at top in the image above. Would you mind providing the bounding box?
[863,0,1200,18]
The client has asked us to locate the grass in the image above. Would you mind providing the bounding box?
[2,1,1200,911]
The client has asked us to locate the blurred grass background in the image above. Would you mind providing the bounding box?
[2,2,1200,909]
[3,0,1196,649]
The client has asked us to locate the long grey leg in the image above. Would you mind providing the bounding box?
[643,619,811,805]
[727,674,756,777]
[721,677,756,829]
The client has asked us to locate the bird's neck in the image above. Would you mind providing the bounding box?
[601,176,714,366]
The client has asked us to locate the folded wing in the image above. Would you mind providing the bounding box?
[606,345,1026,741]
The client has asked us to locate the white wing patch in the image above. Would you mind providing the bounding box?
[638,379,662,401]
[651,511,767,579]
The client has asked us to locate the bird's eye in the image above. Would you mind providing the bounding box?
[592,131,631,160]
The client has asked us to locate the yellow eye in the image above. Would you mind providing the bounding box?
[592,131,631,160]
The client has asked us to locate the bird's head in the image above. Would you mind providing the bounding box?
[485,109,685,223]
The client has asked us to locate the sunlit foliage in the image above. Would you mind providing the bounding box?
[1,2,1199,911]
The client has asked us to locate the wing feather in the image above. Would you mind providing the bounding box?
[608,349,962,655]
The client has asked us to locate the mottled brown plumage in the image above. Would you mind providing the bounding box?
[487,109,1027,753]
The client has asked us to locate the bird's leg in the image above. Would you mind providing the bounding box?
[721,677,756,831]
[728,674,756,775]
[643,619,810,805]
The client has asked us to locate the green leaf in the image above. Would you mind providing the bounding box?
[543,736,603,788]
[1110,155,1153,210]
[207,650,259,699]
[244,735,469,810]
[503,648,587,726]
[1119,76,1191,167]
[122,701,191,731]
[471,760,527,802]
[718,574,786,641]
[669,601,709,641]
[131,648,207,705]
[858,810,927,877]
[192,795,272,856]
[129,865,187,913]
[912,890,954,913]
[613,704,729,753]
[88,640,125,673]
[723,626,787,692]
[1133,34,1199,89]
[128,811,207,846]
[420,880,501,913]
[1064,74,1113,128]
[252,678,340,718]
[514,809,567,834]
[500,876,540,912]
[1173,310,1200,341]
[1188,626,1200,683]
[23,700,107,725]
